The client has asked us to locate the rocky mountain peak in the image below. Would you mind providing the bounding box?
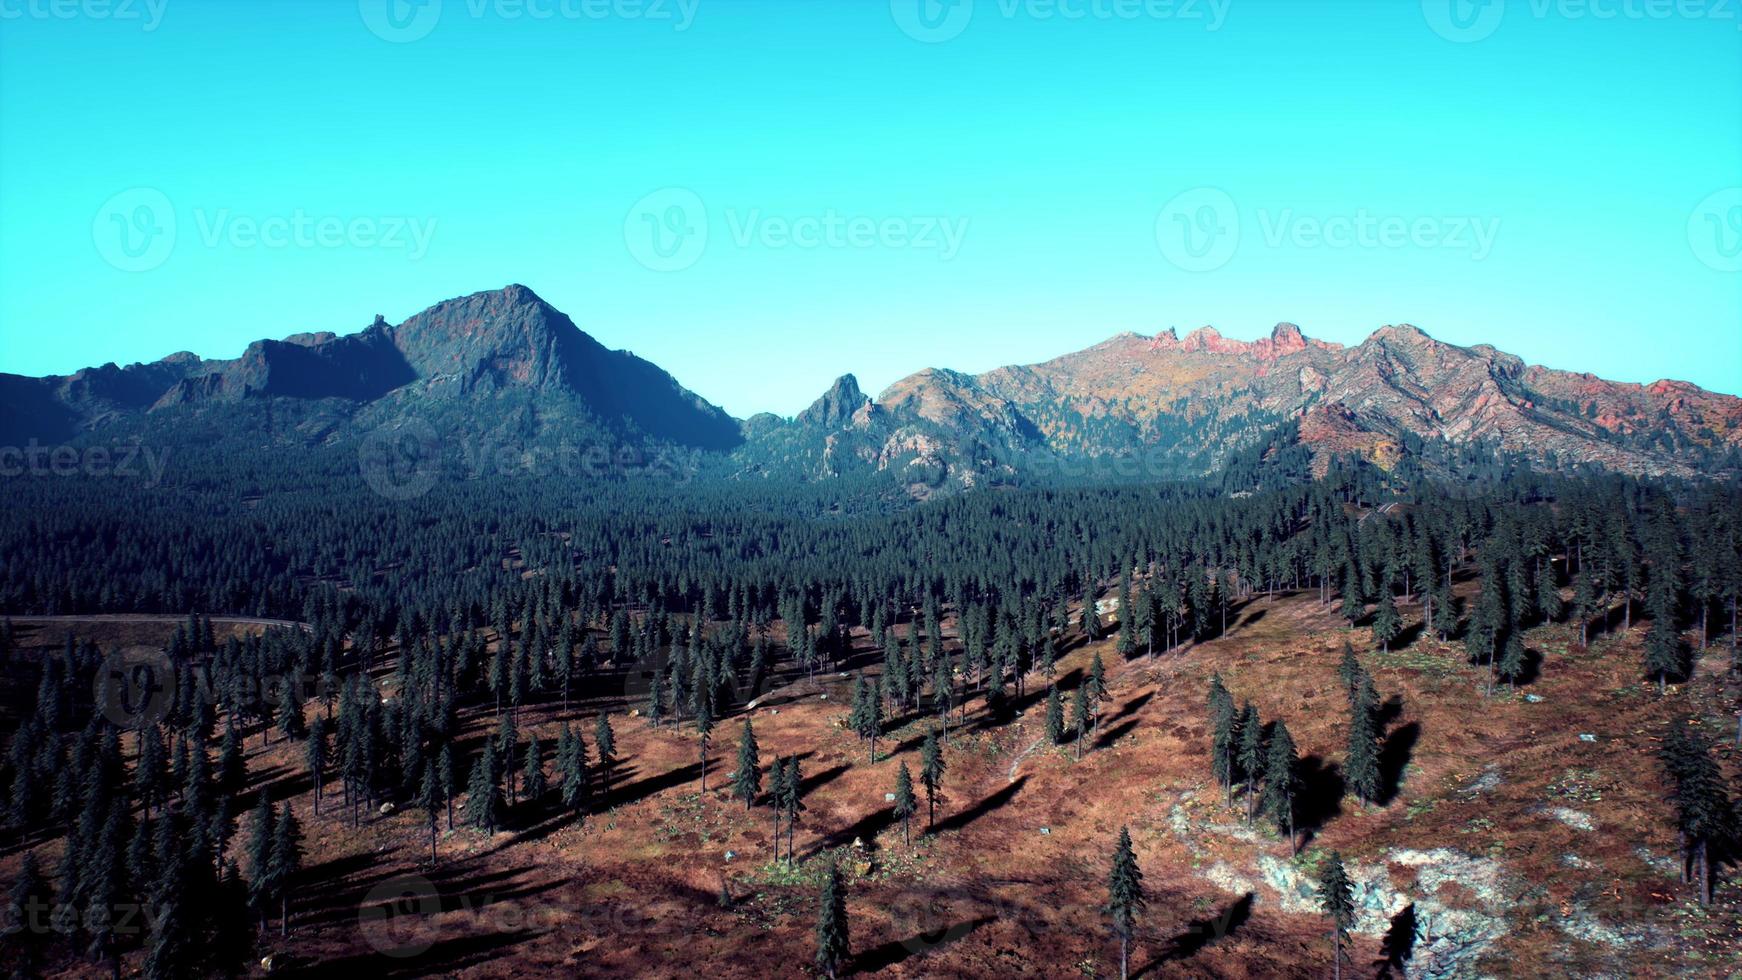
[797,374,871,429]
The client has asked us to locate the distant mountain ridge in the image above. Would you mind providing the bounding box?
[0,285,741,451]
[4,286,1736,489]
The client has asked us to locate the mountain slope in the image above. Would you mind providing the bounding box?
[1,285,742,452]
[845,323,1742,485]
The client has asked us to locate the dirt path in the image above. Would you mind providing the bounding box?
[3,613,309,631]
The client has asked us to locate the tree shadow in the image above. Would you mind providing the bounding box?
[1142,891,1253,970]
[1377,722,1420,806]
[1375,902,1418,978]
[1375,695,1405,732]
[1094,717,1140,750]
[1295,754,1345,838]
[1107,690,1153,724]
[1392,619,1425,650]
[930,776,1027,836]
[854,917,994,973]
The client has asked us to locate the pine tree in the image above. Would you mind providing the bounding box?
[8,852,51,978]
[1264,719,1300,853]
[814,862,850,980]
[695,693,714,793]
[1659,717,1736,905]
[464,743,503,834]
[1317,851,1356,980]
[1071,680,1092,761]
[1208,674,1238,807]
[893,762,917,848]
[733,717,762,811]
[1497,632,1528,692]
[1105,826,1145,980]
[782,757,805,861]
[595,712,617,801]
[1345,677,1382,808]
[418,758,444,863]
[276,680,306,742]
[1371,590,1401,652]
[247,792,275,932]
[1336,642,1362,694]
[522,734,546,806]
[269,803,303,937]
[1045,684,1065,745]
[1238,702,1265,823]
[921,729,945,829]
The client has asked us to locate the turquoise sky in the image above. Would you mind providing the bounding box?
[2,0,1738,417]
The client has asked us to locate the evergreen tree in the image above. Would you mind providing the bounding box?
[814,862,850,980]
[893,761,917,848]
[418,758,444,863]
[733,717,762,811]
[1208,674,1238,807]
[595,711,617,800]
[1345,677,1382,807]
[269,803,303,937]
[247,792,275,932]
[1045,683,1065,745]
[1371,590,1401,652]
[920,729,946,829]
[8,852,51,979]
[1317,851,1356,980]
[464,743,503,834]
[1497,632,1528,692]
[1263,719,1300,853]
[1659,717,1736,906]
[1105,826,1145,980]
[1071,680,1092,761]
[1237,702,1265,823]
[521,734,546,806]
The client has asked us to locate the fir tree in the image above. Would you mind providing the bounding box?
[920,729,946,829]
[1105,826,1145,980]
[1263,719,1300,853]
[269,803,303,937]
[1317,851,1356,980]
[1071,680,1092,761]
[1045,683,1065,745]
[463,743,503,834]
[1345,677,1382,807]
[1371,590,1401,652]
[733,717,762,811]
[418,758,444,863]
[522,734,546,806]
[1208,674,1238,807]
[1659,717,1736,905]
[893,761,917,848]
[814,862,850,980]
[1238,702,1265,823]
[595,712,617,800]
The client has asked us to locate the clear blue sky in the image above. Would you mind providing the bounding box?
[2,0,1738,417]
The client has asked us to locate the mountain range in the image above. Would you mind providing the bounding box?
[5,284,1737,490]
